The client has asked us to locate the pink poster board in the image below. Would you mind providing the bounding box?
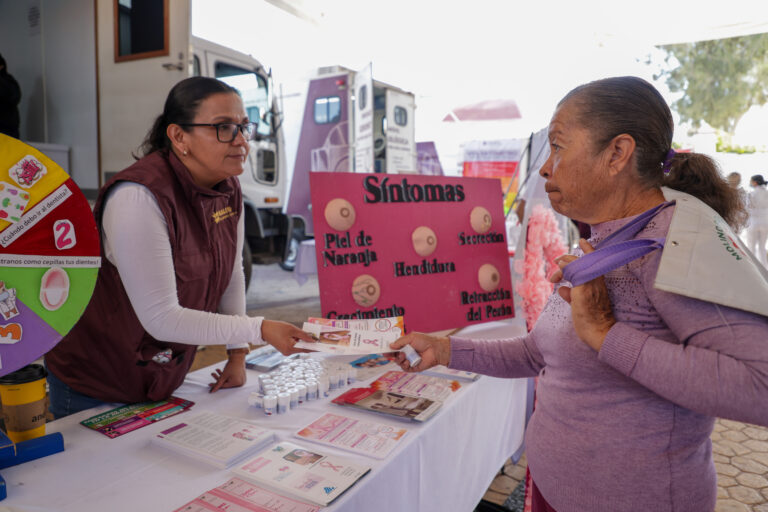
[310,172,514,333]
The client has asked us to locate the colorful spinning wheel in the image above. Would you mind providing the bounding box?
[0,134,100,377]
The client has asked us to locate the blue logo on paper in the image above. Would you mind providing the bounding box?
[324,486,336,495]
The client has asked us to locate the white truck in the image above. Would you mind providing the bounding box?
[282,64,419,238]
[0,0,295,283]
[0,0,419,281]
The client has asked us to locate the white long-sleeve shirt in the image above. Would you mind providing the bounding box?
[748,186,768,228]
[101,181,259,350]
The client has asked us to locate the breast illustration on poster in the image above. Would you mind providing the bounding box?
[310,172,514,334]
[0,134,100,375]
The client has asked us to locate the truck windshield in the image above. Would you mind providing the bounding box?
[215,62,271,137]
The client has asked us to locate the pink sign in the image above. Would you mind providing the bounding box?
[310,172,514,333]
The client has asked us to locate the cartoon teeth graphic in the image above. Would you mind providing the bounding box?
[0,281,20,321]
[9,155,47,188]
[40,267,70,311]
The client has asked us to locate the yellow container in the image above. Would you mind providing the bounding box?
[0,364,47,443]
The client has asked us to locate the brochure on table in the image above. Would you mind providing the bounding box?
[232,441,371,507]
[310,172,515,334]
[295,412,408,459]
[422,365,480,382]
[80,396,194,438]
[153,411,274,469]
[174,477,320,512]
[370,370,462,401]
[332,387,442,422]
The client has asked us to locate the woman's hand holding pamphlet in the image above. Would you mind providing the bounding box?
[295,316,404,355]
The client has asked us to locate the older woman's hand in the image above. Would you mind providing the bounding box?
[389,333,451,372]
[261,319,315,356]
[549,239,616,351]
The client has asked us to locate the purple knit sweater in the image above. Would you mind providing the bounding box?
[450,206,768,512]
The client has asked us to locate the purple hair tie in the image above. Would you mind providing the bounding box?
[662,149,676,175]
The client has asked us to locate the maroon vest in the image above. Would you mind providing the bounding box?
[46,151,241,403]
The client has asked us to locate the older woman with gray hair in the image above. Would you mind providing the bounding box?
[392,77,768,512]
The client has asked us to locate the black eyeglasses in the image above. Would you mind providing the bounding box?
[179,122,257,143]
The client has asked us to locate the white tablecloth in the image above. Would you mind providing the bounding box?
[0,322,527,512]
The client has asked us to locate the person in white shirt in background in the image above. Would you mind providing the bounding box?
[746,174,768,266]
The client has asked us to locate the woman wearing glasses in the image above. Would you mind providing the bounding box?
[45,77,313,418]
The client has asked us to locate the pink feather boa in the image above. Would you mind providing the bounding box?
[514,204,567,331]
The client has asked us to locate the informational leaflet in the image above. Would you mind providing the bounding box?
[370,370,462,401]
[232,441,371,507]
[306,315,405,337]
[295,322,398,355]
[421,365,481,382]
[332,388,442,423]
[153,412,274,469]
[80,397,194,439]
[295,412,408,459]
[348,352,399,380]
[173,477,320,512]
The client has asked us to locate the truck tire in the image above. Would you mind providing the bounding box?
[279,235,300,271]
[242,242,253,290]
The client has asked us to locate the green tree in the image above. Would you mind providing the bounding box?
[654,33,768,134]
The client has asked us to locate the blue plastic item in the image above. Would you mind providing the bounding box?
[0,432,65,470]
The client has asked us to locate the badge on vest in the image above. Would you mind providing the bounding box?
[212,206,236,224]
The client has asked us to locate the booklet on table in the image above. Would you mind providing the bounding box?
[295,412,409,459]
[421,365,481,382]
[80,396,194,439]
[173,477,321,512]
[232,441,371,507]
[332,387,442,422]
[153,411,274,469]
[370,370,463,401]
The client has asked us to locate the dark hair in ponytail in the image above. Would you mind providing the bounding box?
[138,77,239,157]
[561,76,748,231]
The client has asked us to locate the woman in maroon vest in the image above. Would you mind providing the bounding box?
[45,77,314,418]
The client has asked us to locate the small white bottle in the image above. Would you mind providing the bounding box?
[247,392,263,409]
[263,394,277,416]
[297,384,308,404]
[306,380,318,401]
[277,392,290,414]
[319,375,330,397]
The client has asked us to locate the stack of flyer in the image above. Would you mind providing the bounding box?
[332,387,442,422]
[232,441,371,507]
[80,396,194,438]
[152,411,274,469]
[295,316,404,355]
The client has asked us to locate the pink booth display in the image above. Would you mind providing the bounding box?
[310,172,514,333]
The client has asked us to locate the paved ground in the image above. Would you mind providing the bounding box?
[204,263,768,512]
[481,419,768,511]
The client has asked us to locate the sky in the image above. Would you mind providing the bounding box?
[192,0,768,176]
